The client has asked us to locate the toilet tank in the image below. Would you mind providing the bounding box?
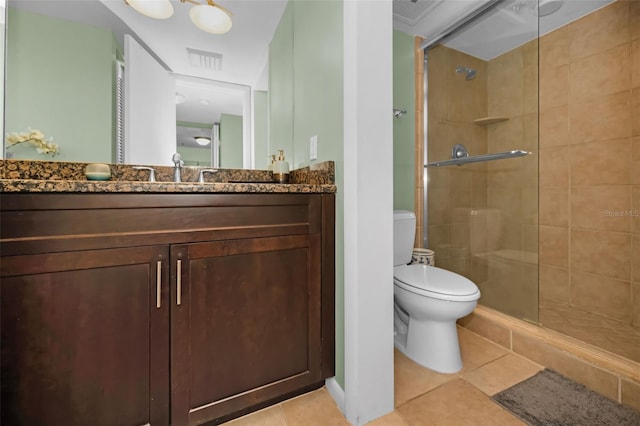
[394,210,416,266]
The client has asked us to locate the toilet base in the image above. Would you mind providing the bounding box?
[394,318,463,374]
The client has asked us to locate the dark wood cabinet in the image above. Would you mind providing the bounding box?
[0,192,335,426]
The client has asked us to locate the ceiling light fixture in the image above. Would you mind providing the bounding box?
[125,0,232,34]
[194,136,211,146]
[124,0,174,19]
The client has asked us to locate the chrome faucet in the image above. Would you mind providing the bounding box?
[198,169,218,183]
[172,152,184,182]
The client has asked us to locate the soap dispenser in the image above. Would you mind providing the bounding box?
[267,155,276,171]
[272,149,290,184]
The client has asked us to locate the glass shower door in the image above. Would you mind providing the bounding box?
[424,2,540,323]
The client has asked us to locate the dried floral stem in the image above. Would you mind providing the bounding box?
[6,129,59,157]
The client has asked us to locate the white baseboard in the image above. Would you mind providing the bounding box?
[325,377,345,414]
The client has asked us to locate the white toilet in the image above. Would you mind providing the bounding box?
[393,210,481,374]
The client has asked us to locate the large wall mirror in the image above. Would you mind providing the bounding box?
[2,0,289,169]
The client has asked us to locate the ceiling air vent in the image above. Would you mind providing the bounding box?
[187,48,223,70]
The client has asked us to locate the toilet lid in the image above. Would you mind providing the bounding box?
[393,264,480,302]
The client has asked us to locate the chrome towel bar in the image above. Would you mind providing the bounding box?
[425,144,530,167]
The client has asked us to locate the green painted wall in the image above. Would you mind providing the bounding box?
[220,113,243,169]
[269,3,294,160]
[5,8,116,162]
[393,31,415,211]
[177,146,211,167]
[290,0,344,387]
[254,90,269,169]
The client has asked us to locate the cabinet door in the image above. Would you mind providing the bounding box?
[1,246,170,426]
[171,234,322,426]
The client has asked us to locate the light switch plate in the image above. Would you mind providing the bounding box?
[310,135,318,161]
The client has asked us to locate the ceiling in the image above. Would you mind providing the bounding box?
[393,0,616,60]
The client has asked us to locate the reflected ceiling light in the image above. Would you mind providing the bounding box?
[195,136,211,146]
[189,0,233,34]
[125,0,232,34]
[124,0,174,19]
[199,99,210,105]
[175,92,186,104]
[536,0,565,17]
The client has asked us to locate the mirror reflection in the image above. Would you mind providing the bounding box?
[3,0,287,169]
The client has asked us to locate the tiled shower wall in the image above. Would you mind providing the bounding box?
[483,39,539,322]
[426,45,488,282]
[538,0,640,347]
[427,40,539,322]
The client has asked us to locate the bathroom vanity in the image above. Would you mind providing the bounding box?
[0,162,336,426]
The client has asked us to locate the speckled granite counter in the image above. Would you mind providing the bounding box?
[0,160,336,194]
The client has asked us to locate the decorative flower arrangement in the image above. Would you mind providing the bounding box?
[6,128,60,157]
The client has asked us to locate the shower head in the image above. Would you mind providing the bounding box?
[456,66,477,81]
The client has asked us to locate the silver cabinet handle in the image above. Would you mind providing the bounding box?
[176,259,182,306]
[156,261,162,309]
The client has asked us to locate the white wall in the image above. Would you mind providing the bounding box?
[124,35,175,166]
[342,0,395,424]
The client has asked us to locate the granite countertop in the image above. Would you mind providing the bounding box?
[0,179,336,194]
[0,160,337,194]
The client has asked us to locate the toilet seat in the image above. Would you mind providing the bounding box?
[393,264,480,302]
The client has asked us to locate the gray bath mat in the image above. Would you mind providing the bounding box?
[491,369,640,426]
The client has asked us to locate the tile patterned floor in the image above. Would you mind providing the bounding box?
[227,327,544,425]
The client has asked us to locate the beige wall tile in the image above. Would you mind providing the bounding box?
[487,117,523,153]
[540,65,569,110]
[571,186,632,232]
[571,138,632,186]
[539,146,569,188]
[570,91,631,144]
[488,49,524,117]
[633,186,640,234]
[396,379,524,426]
[539,264,570,303]
[568,1,630,60]
[458,312,511,349]
[634,235,640,282]
[622,378,640,412]
[539,225,569,268]
[633,88,640,136]
[540,26,569,69]
[570,44,630,101]
[462,353,543,396]
[571,271,632,323]
[511,331,619,400]
[633,39,640,88]
[633,282,640,328]
[539,105,569,148]
[634,138,640,184]
[571,229,631,281]
[427,187,449,224]
[632,0,640,40]
[540,188,569,226]
[523,113,539,152]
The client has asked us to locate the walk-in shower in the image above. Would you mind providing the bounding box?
[419,0,638,365]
